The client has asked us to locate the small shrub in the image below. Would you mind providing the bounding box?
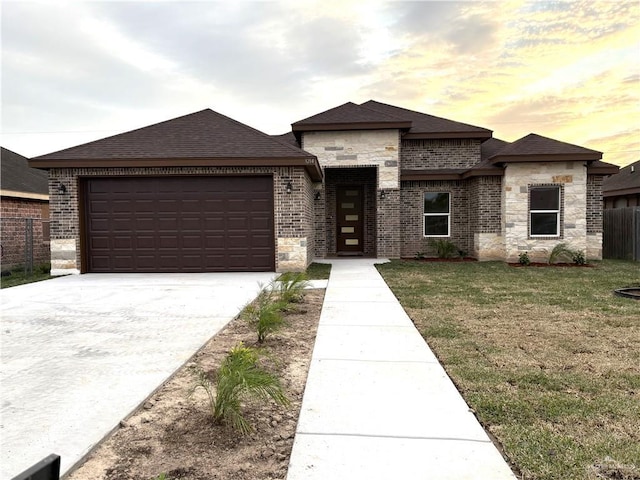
[275,271,309,304]
[548,243,573,264]
[571,250,586,265]
[518,252,531,266]
[429,239,458,258]
[242,288,286,343]
[190,343,289,434]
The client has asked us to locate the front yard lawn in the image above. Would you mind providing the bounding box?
[0,265,51,289]
[378,260,640,480]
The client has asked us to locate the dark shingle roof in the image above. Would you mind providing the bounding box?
[1,147,48,195]
[489,133,602,162]
[292,102,411,131]
[292,100,492,140]
[272,132,301,148]
[481,138,510,162]
[603,160,640,195]
[361,100,492,139]
[35,109,313,161]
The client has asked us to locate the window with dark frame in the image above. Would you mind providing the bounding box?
[423,192,450,237]
[530,186,560,237]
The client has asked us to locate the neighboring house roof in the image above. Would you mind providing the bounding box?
[489,133,603,163]
[292,100,491,141]
[1,147,49,200]
[602,160,640,197]
[30,109,322,181]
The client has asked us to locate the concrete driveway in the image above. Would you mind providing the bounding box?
[0,272,275,479]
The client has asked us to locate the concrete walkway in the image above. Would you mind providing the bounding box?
[0,272,274,479]
[287,259,516,480]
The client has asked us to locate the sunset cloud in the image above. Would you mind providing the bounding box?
[1,0,638,166]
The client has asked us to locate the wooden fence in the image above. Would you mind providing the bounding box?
[603,207,640,261]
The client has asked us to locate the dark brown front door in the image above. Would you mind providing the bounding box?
[83,176,275,272]
[336,186,364,255]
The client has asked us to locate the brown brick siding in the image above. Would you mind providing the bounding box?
[0,197,50,270]
[377,188,400,257]
[587,175,603,234]
[49,166,314,271]
[401,139,482,169]
[472,176,502,233]
[400,180,471,257]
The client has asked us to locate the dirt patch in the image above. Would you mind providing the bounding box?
[67,289,325,480]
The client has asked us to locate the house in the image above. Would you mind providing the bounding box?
[602,160,640,208]
[29,101,619,275]
[1,147,51,271]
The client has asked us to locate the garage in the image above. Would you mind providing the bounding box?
[83,176,274,272]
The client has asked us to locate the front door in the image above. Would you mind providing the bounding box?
[336,186,364,255]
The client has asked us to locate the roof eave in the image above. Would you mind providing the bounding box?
[28,156,324,182]
[603,186,640,197]
[403,131,492,140]
[292,121,412,132]
[400,169,466,181]
[0,189,49,201]
[587,164,620,175]
[462,167,504,179]
[490,153,602,164]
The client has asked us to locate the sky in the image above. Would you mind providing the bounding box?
[1,0,638,167]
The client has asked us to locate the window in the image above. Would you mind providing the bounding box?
[530,186,560,237]
[423,192,450,237]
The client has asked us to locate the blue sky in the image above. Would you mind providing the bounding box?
[1,0,638,166]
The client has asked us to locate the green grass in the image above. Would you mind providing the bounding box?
[377,259,640,480]
[0,265,52,289]
[305,262,331,280]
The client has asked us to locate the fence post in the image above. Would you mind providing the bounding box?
[632,207,640,262]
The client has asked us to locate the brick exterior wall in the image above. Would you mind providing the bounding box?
[400,180,470,257]
[48,166,315,273]
[587,175,603,234]
[377,188,401,258]
[0,197,50,270]
[400,139,482,169]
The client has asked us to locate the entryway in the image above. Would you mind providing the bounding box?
[323,167,377,257]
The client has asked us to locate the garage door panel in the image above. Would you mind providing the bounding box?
[85,176,274,272]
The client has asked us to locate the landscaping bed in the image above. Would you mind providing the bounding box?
[67,288,325,480]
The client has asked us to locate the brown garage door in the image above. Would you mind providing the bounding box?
[83,176,274,272]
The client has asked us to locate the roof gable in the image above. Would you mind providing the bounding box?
[1,147,48,197]
[489,133,602,163]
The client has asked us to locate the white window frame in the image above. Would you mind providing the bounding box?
[529,186,560,238]
[423,192,451,237]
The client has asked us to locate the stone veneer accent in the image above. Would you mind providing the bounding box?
[401,139,482,169]
[503,162,588,262]
[48,166,315,274]
[302,130,400,189]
